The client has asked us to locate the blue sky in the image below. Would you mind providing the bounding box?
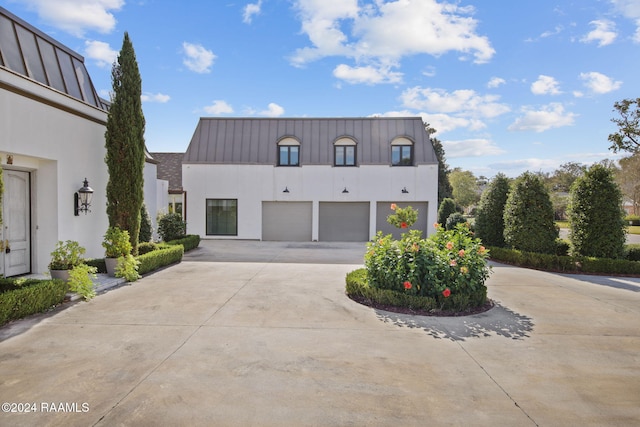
[3,0,640,178]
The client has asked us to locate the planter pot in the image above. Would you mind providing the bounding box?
[49,269,70,282]
[105,257,119,277]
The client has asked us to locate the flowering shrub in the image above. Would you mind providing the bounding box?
[363,205,491,310]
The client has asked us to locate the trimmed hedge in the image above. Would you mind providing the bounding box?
[346,268,487,313]
[0,278,68,325]
[85,258,107,274]
[137,244,184,275]
[166,234,200,252]
[488,246,640,275]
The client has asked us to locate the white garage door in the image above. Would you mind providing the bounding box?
[319,202,370,242]
[262,202,312,241]
[376,202,429,239]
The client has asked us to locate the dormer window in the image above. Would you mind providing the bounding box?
[334,137,357,166]
[278,137,300,166]
[391,137,414,166]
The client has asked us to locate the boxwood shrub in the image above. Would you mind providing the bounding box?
[137,244,184,275]
[166,234,200,252]
[0,278,68,325]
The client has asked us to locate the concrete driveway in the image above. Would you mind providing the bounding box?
[1,240,639,426]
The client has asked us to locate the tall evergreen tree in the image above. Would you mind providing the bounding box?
[105,32,145,255]
[475,173,510,247]
[424,122,452,204]
[568,164,626,258]
[503,172,558,254]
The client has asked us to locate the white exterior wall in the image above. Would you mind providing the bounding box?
[183,163,438,241]
[0,68,110,272]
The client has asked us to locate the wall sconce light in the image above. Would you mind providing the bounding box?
[283,186,290,193]
[342,187,349,194]
[402,187,409,194]
[74,178,94,216]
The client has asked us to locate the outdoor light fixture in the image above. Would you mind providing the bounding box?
[283,186,290,193]
[402,187,409,194]
[342,187,349,194]
[74,178,94,216]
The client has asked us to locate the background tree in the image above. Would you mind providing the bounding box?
[105,32,146,255]
[568,164,626,258]
[475,173,510,247]
[549,162,586,192]
[616,154,640,215]
[138,203,153,243]
[503,172,558,254]
[424,123,452,204]
[449,168,480,213]
[609,98,640,153]
[437,197,458,226]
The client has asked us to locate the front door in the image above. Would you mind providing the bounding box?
[1,170,31,277]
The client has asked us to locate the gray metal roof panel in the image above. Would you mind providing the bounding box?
[184,117,436,166]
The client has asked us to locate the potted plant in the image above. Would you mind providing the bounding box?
[49,240,85,281]
[102,227,132,277]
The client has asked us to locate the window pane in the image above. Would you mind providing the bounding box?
[290,146,299,165]
[335,146,344,165]
[206,199,237,235]
[345,146,355,165]
[392,146,401,165]
[401,146,412,163]
[279,146,289,165]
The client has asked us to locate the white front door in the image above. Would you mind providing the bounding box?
[1,170,31,277]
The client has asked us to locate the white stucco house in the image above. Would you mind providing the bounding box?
[0,7,163,276]
[182,117,439,242]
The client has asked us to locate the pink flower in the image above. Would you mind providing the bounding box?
[442,288,451,298]
[403,281,412,290]
[390,203,397,211]
[449,259,457,267]
[433,222,441,229]
[401,222,407,229]
[458,249,465,257]
[446,241,454,250]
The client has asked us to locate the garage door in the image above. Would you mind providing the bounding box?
[319,202,370,242]
[262,202,312,241]
[376,202,429,239]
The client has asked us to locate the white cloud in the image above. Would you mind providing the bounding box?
[531,75,562,95]
[204,100,234,115]
[84,40,117,67]
[488,158,561,175]
[581,20,617,46]
[333,63,402,84]
[21,0,124,37]
[508,103,577,133]
[487,77,505,88]
[401,87,510,118]
[290,0,494,71]
[182,42,216,73]
[442,139,505,158]
[243,0,263,24]
[259,103,285,117]
[141,93,170,103]
[579,71,622,94]
[609,0,640,42]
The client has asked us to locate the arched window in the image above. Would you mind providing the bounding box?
[278,137,300,166]
[334,137,357,166]
[391,137,414,166]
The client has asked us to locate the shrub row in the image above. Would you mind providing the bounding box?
[346,268,487,313]
[0,279,68,325]
[165,234,200,252]
[137,244,184,275]
[488,246,640,275]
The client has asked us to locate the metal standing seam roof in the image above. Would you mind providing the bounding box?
[183,117,436,166]
[0,6,107,110]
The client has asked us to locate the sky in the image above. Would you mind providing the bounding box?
[2,0,639,178]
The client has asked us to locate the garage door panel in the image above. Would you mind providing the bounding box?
[376,202,428,240]
[319,202,370,242]
[262,202,312,241]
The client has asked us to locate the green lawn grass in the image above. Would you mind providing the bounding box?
[555,221,640,235]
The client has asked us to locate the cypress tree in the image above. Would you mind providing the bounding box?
[437,198,457,226]
[105,32,146,255]
[568,164,626,258]
[475,173,510,247]
[503,172,558,254]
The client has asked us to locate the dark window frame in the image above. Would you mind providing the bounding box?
[206,198,238,236]
[334,144,356,167]
[278,145,300,166]
[391,145,414,166]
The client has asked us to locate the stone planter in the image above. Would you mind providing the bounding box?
[105,257,119,277]
[49,269,70,282]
